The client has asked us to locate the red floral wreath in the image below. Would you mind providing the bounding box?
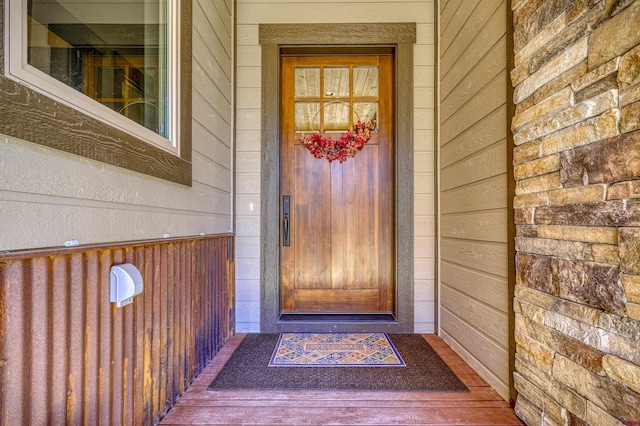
[298,120,376,163]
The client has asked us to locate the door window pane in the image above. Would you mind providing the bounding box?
[353,67,379,97]
[323,101,350,131]
[27,0,170,138]
[294,102,320,131]
[294,67,320,98]
[324,67,349,98]
[354,102,378,127]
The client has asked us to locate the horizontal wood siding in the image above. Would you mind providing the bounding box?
[438,0,510,400]
[0,235,235,425]
[0,0,233,251]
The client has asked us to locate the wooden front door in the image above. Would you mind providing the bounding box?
[280,54,395,314]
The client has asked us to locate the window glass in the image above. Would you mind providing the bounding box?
[353,102,378,128]
[294,102,320,131]
[293,64,379,133]
[353,67,379,97]
[323,67,349,99]
[26,0,170,138]
[294,67,320,98]
[323,101,350,131]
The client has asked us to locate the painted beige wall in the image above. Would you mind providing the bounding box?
[234,0,436,332]
[0,0,234,251]
[438,0,510,399]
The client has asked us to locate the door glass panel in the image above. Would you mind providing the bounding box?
[353,67,379,97]
[324,101,350,131]
[354,102,378,127]
[294,68,320,98]
[294,102,320,131]
[324,67,349,98]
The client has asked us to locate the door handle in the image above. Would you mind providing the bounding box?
[283,195,290,246]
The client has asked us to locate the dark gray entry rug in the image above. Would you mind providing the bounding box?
[209,334,469,392]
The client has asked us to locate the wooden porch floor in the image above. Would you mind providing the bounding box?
[160,334,523,425]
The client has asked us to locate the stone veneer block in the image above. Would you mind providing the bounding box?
[535,200,640,227]
[514,89,618,145]
[514,140,543,164]
[546,311,640,366]
[607,180,640,200]
[541,394,565,425]
[514,154,561,180]
[512,87,572,132]
[572,57,620,92]
[588,0,640,69]
[515,284,602,329]
[516,237,585,259]
[514,37,587,103]
[553,354,640,420]
[575,73,619,104]
[621,101,640,133]
[514,208,535,224]
[602,354,640,395]
[514,11,566,65]
[621,84,640,107]
[554,259,625,315]
[536,225,618,244]
[515,353,588,416]
[627,303,640,321]
[514,372,546,406]
[519,62,588,113]
[560,131,640,187]
[597,312,640,343]
[621,273,640,303]
[518,252,626,314]
[548,184,606,205]
[540,109,619,156]
[515,331,555,372]
[584,243,619,265]
[618,44,640,90]
[619,227,640,274]
[516,253,556,293]
[518,298,546,323]
[513,0,573,51]
[516,224,538,238]
[515,172,561,195]
[586,400,625,426]
[514,395,543,426]
[514,191,549,208]
[511,64,529,87]
[517,314,606,375]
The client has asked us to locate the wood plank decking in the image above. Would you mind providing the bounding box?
[160,334,523,425]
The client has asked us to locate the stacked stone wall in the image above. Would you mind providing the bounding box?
[511,0,640,424]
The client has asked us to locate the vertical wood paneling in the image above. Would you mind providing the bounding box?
[438,0,511,401]
[0,235,235,426]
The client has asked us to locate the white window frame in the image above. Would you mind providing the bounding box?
[4,0,181,155]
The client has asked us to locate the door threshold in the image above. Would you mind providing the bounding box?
[278,313,397,323]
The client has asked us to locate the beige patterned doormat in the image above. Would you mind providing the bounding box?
[269,333,405,366]
[208,334,469,392]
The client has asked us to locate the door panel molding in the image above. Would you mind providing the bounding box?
[259,23,416,333]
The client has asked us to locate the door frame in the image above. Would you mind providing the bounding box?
[259,23,416,333]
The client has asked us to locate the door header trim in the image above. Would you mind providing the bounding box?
[259,23,416,45]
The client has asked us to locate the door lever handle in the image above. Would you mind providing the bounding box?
[283,195,290,246]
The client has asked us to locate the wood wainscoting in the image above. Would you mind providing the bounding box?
[0,234,235,425]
